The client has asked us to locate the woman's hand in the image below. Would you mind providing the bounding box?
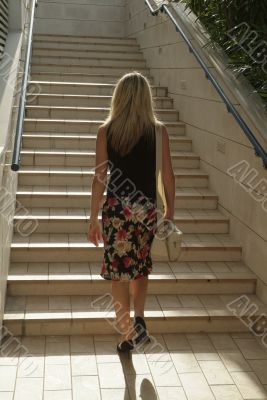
[87,219,102,247]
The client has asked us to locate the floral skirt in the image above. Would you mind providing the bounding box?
[100,194,158,281]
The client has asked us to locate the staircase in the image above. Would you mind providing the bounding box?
[4,34,266,336]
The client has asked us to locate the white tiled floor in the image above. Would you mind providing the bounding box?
[1,332,267,399]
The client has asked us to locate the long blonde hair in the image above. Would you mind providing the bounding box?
[101,71,163,156]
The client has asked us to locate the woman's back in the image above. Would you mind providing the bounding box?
[106,124,156,203]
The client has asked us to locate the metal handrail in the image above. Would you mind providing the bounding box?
[11,0,38,171]
[145,0,267,169]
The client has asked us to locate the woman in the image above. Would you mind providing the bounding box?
[87,71,175,352]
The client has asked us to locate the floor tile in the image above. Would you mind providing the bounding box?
[126,374,157,400]
[46,335,69,343]
[189,339,220,361]
[71,354,98,376]
[17,355,44,377]
[0,393,13,400]
[248,360,267,384]
[170,350,201,373]
[219,350,251,372]
[209,333,238,351]
[98,362,126,388]
[70,335,95,353]
[0,353,19,367]
[21,336,45,354]
[163,334,191,351]
[120,353,150,375]
[156,386,187,400]
[44,364,71,390]
[44,391,72,400]
[0,366,17,391]
[148,361,181,386]
[210,385,242,400]
[46,340,70,355]
[199,360,234,385]
[179,372,215,400]
[234,339,267,359]
[101,388,130,400]
[13,377,43,400]
[95,341,120,363]
[231,371,267,399]
[72,375,100,400]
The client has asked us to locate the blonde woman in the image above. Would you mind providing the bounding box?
[87,71,175,352]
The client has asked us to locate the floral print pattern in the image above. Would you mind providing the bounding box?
[100,194,157,281]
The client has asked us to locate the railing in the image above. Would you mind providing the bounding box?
[0,0,8,61]
[11,0,38,171]
[145,0,267,169]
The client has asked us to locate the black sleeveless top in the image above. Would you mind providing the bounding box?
[106,125,156,204]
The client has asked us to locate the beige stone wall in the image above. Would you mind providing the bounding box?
[34,0,126,37]
[126,0,267,303]
[0,1,30,329]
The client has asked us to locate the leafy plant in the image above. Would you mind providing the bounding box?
[168,0,267,104]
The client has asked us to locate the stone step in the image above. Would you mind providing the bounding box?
[14,208,229,234]
[16,187,218,209]
[29,81,164,96]
[20,150,198,168]
[30,72,151,84]
[18,167,209,188]
[31,63,151,75]
[32,55,147,68]
[22,133,191,151]
[11,233,241,263]
[23,119,185,135]
[25,106,179,122]
[27,93,173,109]
[32,47,145,60]
[33,34,138,46]
[33,42,141,52]
[4,293,263,335]
[7,261,256,296]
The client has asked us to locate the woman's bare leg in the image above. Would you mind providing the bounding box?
[130,275,149,318]
[111,281,133,341]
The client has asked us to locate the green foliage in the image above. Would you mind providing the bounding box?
[169,0,267,104]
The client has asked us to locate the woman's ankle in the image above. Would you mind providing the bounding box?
[120,333,133,342]
[134,313,144,319]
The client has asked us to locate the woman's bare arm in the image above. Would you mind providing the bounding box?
[89,126,108,223]
[161,125,175,219]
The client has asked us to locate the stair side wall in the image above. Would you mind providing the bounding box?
[0,1,30,329]
[125,0,267,304]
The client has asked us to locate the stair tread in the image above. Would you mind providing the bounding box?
[29,80,158,87]
[22,133,189,142]
[30,73,144,79]
[4,293,265,321]
[8,260,256,281]
[31,62,149,68]
[32,55,144,61]
[33,48,142,55]
[33,34,138,41]
[11,232,240,247]
[24,118,184,126]
[14,207,227,221]
[26,105,177,112]
[18,166,207,176]
[21,149,197,158]
[33,43,143,52]
[27,94,170,100]
[16,186,216,196]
